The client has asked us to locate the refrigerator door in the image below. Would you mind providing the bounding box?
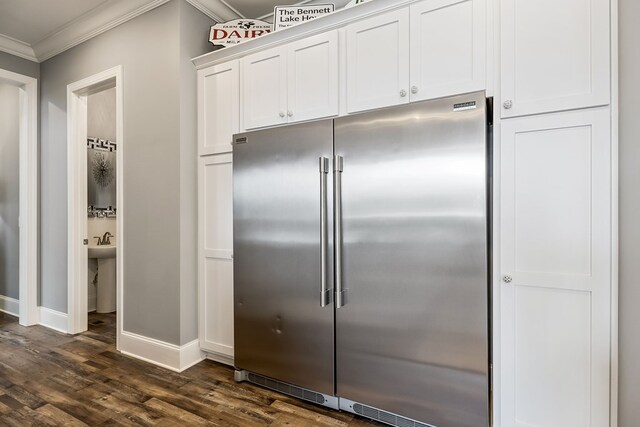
[334,92,489,427]
[233,120,334,395]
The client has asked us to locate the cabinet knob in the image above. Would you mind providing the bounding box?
[400,89,408,98]
[502,275,513,283]
[411,86,419,95]
[287,110,293,117]
[279,112,286,118]
[503,100,513,109]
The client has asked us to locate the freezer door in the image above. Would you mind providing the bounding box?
[233,120,334,395]
[334,92,489,427]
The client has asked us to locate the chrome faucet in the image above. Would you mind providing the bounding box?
[94,232,113,246]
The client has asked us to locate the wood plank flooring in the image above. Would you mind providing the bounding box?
[0,312,381,426]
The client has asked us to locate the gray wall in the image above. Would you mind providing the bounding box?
[40,0,212,345]
[618,0,640,424]
[88,87,116,141]
[0,83,20,300]
[0,51,39,80]
[179,1,214,345]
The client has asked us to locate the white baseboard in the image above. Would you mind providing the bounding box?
[119,331,205,372]
[205,351,234,367]
[38,306,69,333]
[0,295,19,317]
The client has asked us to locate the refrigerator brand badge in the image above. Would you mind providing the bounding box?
[209,19,271,47]
[453,101,477,112]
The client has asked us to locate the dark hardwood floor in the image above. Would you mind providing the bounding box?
[0,312,381,426]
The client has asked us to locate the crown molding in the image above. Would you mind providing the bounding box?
[184,0,241,22]
[33,0,173,62]
[1,0,233,63]
[0,33,38,62]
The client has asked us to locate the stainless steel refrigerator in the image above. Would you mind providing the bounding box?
[233,91,490,427]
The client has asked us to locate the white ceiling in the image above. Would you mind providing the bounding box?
[0,0,352,62]
[0,0,110,45]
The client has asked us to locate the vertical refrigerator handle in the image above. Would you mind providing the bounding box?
[319,157,330,307]
[334,155,345,308]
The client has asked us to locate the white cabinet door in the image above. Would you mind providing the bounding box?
[198,154,234,361]
[287,31,339,123]
[500,108,611,427]
[241,46,288,130]
[410,0,486,102]
[198,61,239,156]
[501,0,610,117]
[346,8,410,113]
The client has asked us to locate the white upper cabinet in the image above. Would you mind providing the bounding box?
[410,0,486,102]
[500,107,611,427]
[198,61,239,155]
[346,9,410,113]
[500,0,610,117]
[287,32,339,123]
[241,46,288,130]
[242,31,339,130]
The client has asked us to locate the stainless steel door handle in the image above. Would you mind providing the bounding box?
[334,155,345,308]
[319,157,330,307]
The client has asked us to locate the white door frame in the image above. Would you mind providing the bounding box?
[0,68,38,326]
[67,66,124,348]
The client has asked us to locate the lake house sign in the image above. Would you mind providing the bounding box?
[209,19,272,47]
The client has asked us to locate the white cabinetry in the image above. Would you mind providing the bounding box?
[346,9,410,113]
[242,31,339,130]
[500,107,611,426]
[197,61,239,155]
[197,60,237,363]
[410,0,486,102]
[198,154,234,360]
[241,47,288,130]
[500,0,610,117]
[346,0,486,113]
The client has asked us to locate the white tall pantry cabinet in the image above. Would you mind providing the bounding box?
[194,0,617,424]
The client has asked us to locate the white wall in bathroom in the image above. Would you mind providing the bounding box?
[0,82,20,301]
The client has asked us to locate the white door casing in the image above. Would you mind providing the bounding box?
[0,68,38,326]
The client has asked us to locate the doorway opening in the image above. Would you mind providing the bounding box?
[67,66,123,350]
[0,68,38,327]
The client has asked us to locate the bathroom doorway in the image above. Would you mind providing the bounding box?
[0,68,38,327]
[67,67,123,348]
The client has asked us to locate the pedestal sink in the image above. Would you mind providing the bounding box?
[89,244,116,313]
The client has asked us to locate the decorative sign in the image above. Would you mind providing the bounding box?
[344,0,371,9]
[273,4,335,31]
[209,19,272,47]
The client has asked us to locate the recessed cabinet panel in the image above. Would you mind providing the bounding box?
[199,154,234,359]
[500,108,611,427]
[203,156,233,252]
[410,0,486,102]
[199,61,239,155]
[242,47,288,130]
[501,0,610,117]
[346,8,410,113]
[204,258,234,356]
[287,31,339,123]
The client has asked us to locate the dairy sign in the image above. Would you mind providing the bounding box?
[209,19,271,47]
[273,4,335,31]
